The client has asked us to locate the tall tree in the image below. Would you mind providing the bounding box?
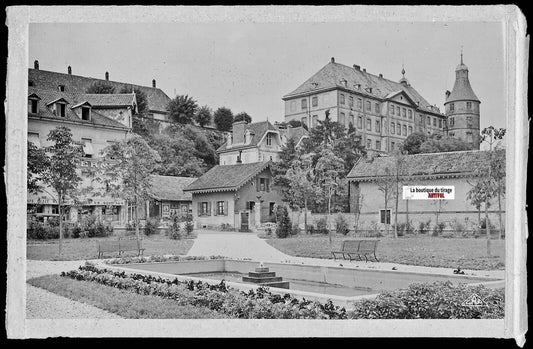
[272,137,300,203]
[213,107,234,132]
[27,141,49,194]
[86,81,116,94]
[41,127,83,256]
[120,86,156,137]
[315,147,345,244]
[233,112,252,124]
[168,94,199,124]
[194,105,213,127]
[375,167,396,238]
[100,135,161,239]
[284,156,320,233]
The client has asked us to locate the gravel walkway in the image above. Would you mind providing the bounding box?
[26,259,122,319]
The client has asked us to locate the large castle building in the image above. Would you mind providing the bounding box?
[283,56,481,153]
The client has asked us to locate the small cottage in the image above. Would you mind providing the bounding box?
[183,161,283,231]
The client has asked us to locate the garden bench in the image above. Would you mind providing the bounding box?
[97,239,144,258]
[331,239,379,262]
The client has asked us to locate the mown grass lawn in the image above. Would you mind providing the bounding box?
[265,235,505,270]
[28,275,228,319]
[27,234,195,261]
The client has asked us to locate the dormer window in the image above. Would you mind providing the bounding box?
[266,133,273,147]
[53,102,66,117]
[81,106,91,121]
[28,99,38,114]
[28,80,34,87]
[58,85,65,92]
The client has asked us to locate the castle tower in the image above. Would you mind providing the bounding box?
[444,52,481,150]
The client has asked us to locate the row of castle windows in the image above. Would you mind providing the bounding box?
[449,101,473,112]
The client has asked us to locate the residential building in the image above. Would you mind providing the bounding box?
[27,87,136,224]
[29,60,172,127]
[145,175,196,221]
[444,54,481,149]
[217,120,308,165]
[347,150,505,231]
[183,161,282,231]
[282,57,448,153]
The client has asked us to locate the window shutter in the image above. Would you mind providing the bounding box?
[266,178,270,192]
[197,202,202,216]
[208,202,212,216]
[214,201,219,216]
[256,178,260,192]
[224,201,228,216]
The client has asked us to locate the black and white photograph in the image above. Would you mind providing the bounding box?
[4,5,528,343]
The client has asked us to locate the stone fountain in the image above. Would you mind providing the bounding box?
[242,262,289,289]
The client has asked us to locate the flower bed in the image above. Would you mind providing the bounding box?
[61,263,348,319]
[105,255,228,265]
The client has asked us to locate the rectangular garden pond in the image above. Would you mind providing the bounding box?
[108,259,504,309]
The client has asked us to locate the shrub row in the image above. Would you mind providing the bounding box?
[105,255,227,265]
[27,215,112,240]
[61,264,348,319]
[351,281,504,319]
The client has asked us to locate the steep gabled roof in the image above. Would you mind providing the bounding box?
[184,161,273,193]
[347,150,505,181]
[83,93,137,108]
[28,87,129,129]
[149,175,197,201]
[28,68,170,113]
[283,60,440,113]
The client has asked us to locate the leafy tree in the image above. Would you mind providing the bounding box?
[149,133,205,177]
[402,132,428,154]
[274,205,292,238]
[466,126,505,255]
[100,135,161,240]
[194,105,213,127]
[120,86,156,137]
[168,94,199,124]
[86,81,116,94]
[272,137,300,203]
[233,112,252,124]
[182,125,218,168]
[375,167,396,238]
[120,86,149,115]
[27,141,49,194]
[284,157,320,233]
[41,127,83,256]
[315,147,345,244]
[419,134,471,153]
[213,107,234,132]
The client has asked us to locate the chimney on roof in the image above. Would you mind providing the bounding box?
[331,57,335,63]
[379,73,383,78]
[232,120,248,145]
[34,60,39,70]
[152,79,156,88]
[68,66,72,75]
[353,64,360,71]
[105,72,109,81]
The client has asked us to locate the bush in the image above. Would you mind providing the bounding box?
[70,223,83,239]
[432,222,445,236]
[335,215,350,236]
[315,217,329,235]
[144,218,160,236]
[417,220,431,235]
[184,214,194,235]
[306,224,315,235]
[274,206,292,238]
[27,219,60,240]
[169,213,181,240]
[291,224,301,236]
[350,281,504,319]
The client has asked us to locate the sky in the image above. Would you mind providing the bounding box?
[29,21,505,130]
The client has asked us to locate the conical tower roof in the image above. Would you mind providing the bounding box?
[446,53,480,103]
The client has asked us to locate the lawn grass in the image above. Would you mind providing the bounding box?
[27,234,195,261]
[265,235,505,270]
[28,274,229,319]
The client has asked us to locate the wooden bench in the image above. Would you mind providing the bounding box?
[331,239,379,262]
[97,239,145,258]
